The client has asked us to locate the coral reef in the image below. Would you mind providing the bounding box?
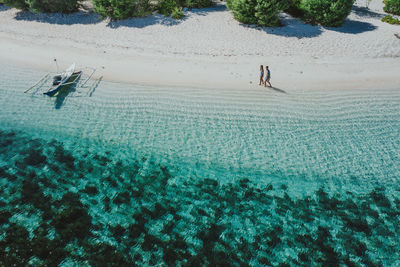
[0,130,399,265]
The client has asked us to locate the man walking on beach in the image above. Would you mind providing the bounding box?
[265,66,271,87]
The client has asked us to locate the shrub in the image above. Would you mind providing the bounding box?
[158,0,212,17]
[381,14,400,24]
[3,0,80,12]
[3,0,29,10]
[27,0,80,13]
[226,0,258,24]
[255,0,290,26]
[93,0,150,19]
[184,0,213,8]
[285,0,303,17]
[171,6,184,18]
[227,0,289,26]
[384,0,400,15]
[93,0,134,19]
[132,0,151,16]
[158,0,178,16]
[300,0,355,27]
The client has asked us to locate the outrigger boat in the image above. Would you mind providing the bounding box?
[25,61,101,97]
[43,63,82,96]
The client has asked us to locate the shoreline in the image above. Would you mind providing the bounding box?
[1,1,400,92]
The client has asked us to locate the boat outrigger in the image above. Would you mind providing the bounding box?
[25,62,101,98]
[43,63,82,96]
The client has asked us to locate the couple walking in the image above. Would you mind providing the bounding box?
[259,65,271,87]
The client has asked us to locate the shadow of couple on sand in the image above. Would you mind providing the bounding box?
[264,86,287,94]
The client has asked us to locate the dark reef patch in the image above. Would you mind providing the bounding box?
[84,243,130,266]
[370,188,392,209]
[52,205,92,241]
[0,129,399,266]
[0,223,31,265]
[23,148,47,166]
[81,184,98,195]
[113,191,131,205]
[54,143,75,169]
[0,210,12,224]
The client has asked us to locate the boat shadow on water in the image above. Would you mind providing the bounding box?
[54,76,81,109]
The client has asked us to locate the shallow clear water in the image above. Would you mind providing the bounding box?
[0,64,399,266]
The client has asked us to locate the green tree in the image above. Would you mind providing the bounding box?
[255,0,290,26]
[3,0,80,13]
[171,6,184,18]
[93,0,150,19]
[3,0,29,10]
[183,0,213,8]
[158,0,178,16]
[28,0,80,13]
[383,0,400,15]
[226,0,258,24]
[285,0,303,17]
[184,0,213,8]
[300,0,355,27]
[226,0,290,26]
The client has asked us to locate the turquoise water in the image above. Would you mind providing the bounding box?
[0,64,399,266]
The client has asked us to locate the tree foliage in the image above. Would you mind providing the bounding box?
[3,0,80,13]
[382,14,400,24]
[255,0,290,26]
[227,0,289,26]
[226,0,354,27]
[227,0,258,24]
[158,0,178,16]
[285,0,303,17]
[157,0,213,18]
[171,6,184,19]
[299,0,355,27]
[3,0,29,10]
[92,0,151,19]
[383,0,400,15]
[29,0,80,13]
[183,0,213,9]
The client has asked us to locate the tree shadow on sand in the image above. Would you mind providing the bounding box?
[327,19,377,34]
[254,14,323,38]
[0,4,12,12]
[352,6,385,19]
[107,4,226,28]
[188,3,227,16]
[14,10,101,25]
[249,11,377,38]
[107,14,183,28]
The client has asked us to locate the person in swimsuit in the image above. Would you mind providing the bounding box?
[265,66,271,87]
[259,65,264,86]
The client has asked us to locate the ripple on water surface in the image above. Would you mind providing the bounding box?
[0,65,399,265]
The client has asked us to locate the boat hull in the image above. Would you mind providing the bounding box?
[44,71,81,96]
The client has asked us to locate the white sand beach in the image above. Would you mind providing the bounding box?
[0,0,399,91]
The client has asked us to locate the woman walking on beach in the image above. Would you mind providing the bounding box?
[265,66,271,87]
[259,65,264,86]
